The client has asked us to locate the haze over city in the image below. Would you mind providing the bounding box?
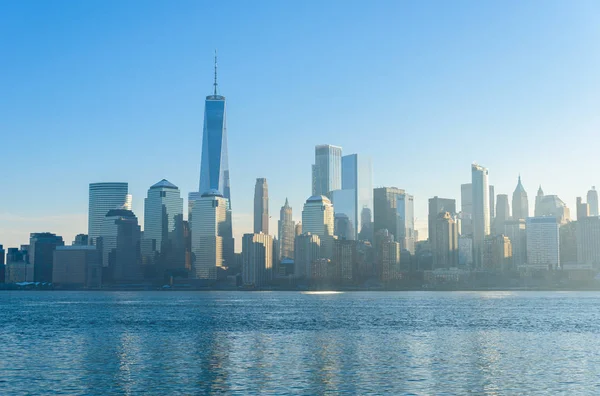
[2,0,600,249]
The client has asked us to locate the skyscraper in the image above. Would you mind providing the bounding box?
[106,209,143,283]
[340,153,373,239]
[331,189,356,240]
[198,54,231,202]
[143,179,184,270]
[526,216,560,270]
[29,232,65,283]
[587,187,599,216]
[396,193,415,254]
[191,190,228,280]
[432,212,458,269]
[253,178,269,234]
[373,187,405,242]
[242,232,273,287]
[489,185,495,225]
[88,182,130,246]
[428,197,456,242]
[494,194,510,234]
[576,216,600,268]
[471,164,490,268]
[512,175,529,221]
[312,144,342,196]
[294,233,321,279]
[576,197,589,220]
[302,195,335,259]
[278,198,295,260]
[460,183,473,235]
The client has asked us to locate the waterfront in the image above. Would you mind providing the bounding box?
[2,291,600,394]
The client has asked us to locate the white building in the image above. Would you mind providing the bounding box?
[471,164,490,268]
[302,195,335,259]
[242,233,273,287]
[88,182,130,246]
[526,216,560,269]
[191,190,227,279]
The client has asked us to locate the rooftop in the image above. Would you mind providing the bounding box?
[150,179,178,190]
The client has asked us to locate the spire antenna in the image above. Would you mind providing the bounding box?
[213,49,218,96]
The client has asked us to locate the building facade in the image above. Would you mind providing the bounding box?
[432,212,459,269]
[471,164,490,268]
[526,216,560,270]
[242,233,273,287]
[88,182,130,246]
[302,196,335,259]
[52,246,102,288]
[512,175,529,221]
[587,187,599,217]
[396,193,415,254]
[312,144,342,196]
[373,187,405,243]
[294,233,321,279]
[278,198,295,260]
[576,216,600,268]
[29,232,65,283]
[253,178,269,234]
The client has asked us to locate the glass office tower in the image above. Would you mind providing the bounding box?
[341,154,372,240]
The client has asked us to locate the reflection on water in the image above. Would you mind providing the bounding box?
[1,291,600,394]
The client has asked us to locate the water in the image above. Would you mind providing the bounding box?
[1,291,600,394]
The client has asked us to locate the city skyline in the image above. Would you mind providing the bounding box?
[3,1,600,249]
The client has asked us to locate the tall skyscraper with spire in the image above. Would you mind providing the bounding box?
[254,178,269,234]
[198,52,231,202]
[512,175,529,221]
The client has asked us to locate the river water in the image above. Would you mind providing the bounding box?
[1,291,600,394]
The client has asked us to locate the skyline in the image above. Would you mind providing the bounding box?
[3,1,600,249]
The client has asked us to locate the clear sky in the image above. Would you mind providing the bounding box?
[2,0,600,249]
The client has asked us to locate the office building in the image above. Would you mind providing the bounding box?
[458,236,473,267]
[576,216,600,268]
[242,233,273,287]
[587,187,599,217]
[333,239,357,282]
[534,189,571,224]
[88,182,130,246]
[52,246,102,288]
[191,190,228,280]
[198,54,231,203]
[460,183,473,235]
[483,235,512,271]
[312,144,342,196]
[5,247,33,283]
[143,179,184,270]
[489,185,495,225]
[432,212,459,269]
[278,198,295,260]
[294,233,321,279]
[504,219,527,268]
[104,209,142,283]
[253,178,269,234]
[302,195,334,259]
[471,164,490,268]
[380,235,402,282]
[512,175,529,220]
[396,193,415,253]
[494,194,510,234]
[526,216,560,270]
[358,207,374,243]
[373,187,405,242]
[576,197,589,220]
[340,153,373,239]
[29,232,65,283]
[428,197,456,242]
[331,189,356,240]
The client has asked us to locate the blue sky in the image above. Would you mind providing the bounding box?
[2,0,600,248]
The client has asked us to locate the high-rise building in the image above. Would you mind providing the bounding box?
[143,179,184,270]
[459,236,474,267]
[331,189,356,240]
[471,164,490,268]
[358,207,373,243]
[576,197,589,220]
[512,175,529,221]
[253,178,269,234]
[103,209,142,283]
[460,183,473,235]
[52,246,102,288]
[483,235,512,271]
[380,236,402,282]
[0,245,4,283]
[489,185,495,225]
[302,196,335,259]
[526,216,560,270]
[191,190,228,280]
[432,212,458,269]
[340,154,373,239]
[535,189,571,224]
[29,232,65,283]
[428,197,456,242]
[504,219,527,268]
[5,247,33,283]
[333,239,357,283]
[198,54,231,203]
[373,187,405,242]
[295,222,302,236]
[242,233,273,287]
[72,234,89,246]
[312,144,342,196]
[278,198,295,260]
[396,193,415,253]
[494,194,510,234]
[587,187,599,217]
[88,182,130,246]
[576,216,600,268]
[560,221,578,266]
[294,233,321,279]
